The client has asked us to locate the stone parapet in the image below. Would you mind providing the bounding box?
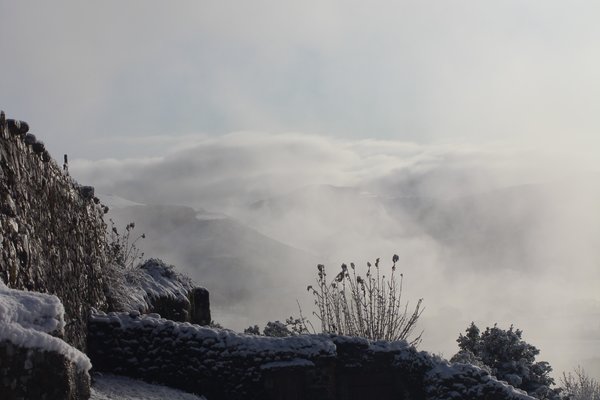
[88,312,535,400]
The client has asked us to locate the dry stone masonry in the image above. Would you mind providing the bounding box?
[88,311,536,400]
[0,111,212,399]
[108,258,211,325]
[0,111,108,351]
[0,279,91,400]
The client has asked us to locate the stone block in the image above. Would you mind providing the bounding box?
[24,133,37,145]
[79,186,95,199]
[7,119,29,136]
[189,287,211,325]
[0,341,90,400]
[32,141,45,154]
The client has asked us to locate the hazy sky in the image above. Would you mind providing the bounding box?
[2,0,600,164]
[3,0,600,377]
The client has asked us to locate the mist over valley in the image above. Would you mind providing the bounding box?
[78,136,600,379]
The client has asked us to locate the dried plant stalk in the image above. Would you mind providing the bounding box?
[307,255,424,345]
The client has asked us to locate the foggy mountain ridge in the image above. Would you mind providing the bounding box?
[107,203,318,258]
[100,175,600,377]
[105,176,600,297]
[104,174,600,289]
[106,202,322,328]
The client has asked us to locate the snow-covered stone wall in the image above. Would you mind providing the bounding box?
[0,341,91,400]
[0,112,108,351]
[88,312,536,400]
[0,280,91,399]
[109,258,211,325]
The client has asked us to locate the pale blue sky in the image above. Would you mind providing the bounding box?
[1,0,600,162]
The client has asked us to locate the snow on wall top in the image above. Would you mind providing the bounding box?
[425,360,533,399]
[0,279,92,372]
[0,279,64,333]
[89,311,537,400]
[330,333,411,352]
[120,259,200,312]
[91,373,207,400]
[139,259,199,301]
[117,258,201,313]
[91,311,336,357]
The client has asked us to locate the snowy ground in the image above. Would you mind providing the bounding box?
[91,373,206,400]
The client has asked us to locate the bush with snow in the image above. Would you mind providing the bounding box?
[451,322,560,399]
[244,317,308,337]
[104,220,146,310]
[262,321,292,337]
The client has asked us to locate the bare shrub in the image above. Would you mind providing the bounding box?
[106,220,145,272]
[307,255,423,345]
[561,367,600,400]
[104,220,146,309]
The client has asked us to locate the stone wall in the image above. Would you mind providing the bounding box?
[0,112,108,351]
[107,258,211,326]
[0,278,92,399]
[0,340,90,400]
[88,312,536,400]
[146,286,211,325]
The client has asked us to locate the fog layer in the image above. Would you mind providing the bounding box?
[73,133,600,377]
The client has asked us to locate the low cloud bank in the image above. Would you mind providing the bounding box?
[73,133,600,377]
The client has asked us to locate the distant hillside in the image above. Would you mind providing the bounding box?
[107,203,320,328]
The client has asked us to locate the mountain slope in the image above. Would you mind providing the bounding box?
[106,204,320,329]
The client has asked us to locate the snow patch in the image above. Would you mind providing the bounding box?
[138,259,198,302]
[0,323,92,371]
[91,373,206,400]
[261,358,315,370]
[0,279,64,333]
[425,359,533,399]
[90,311,336,357]
[0,279,92,372]
[116,259,201,313]
[331,334,410,352]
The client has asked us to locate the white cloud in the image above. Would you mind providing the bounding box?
[74,132,589,209]
[72,132,600,376]
[3,1,600,161]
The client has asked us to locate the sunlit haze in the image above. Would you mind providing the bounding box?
[2,0,599,380]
